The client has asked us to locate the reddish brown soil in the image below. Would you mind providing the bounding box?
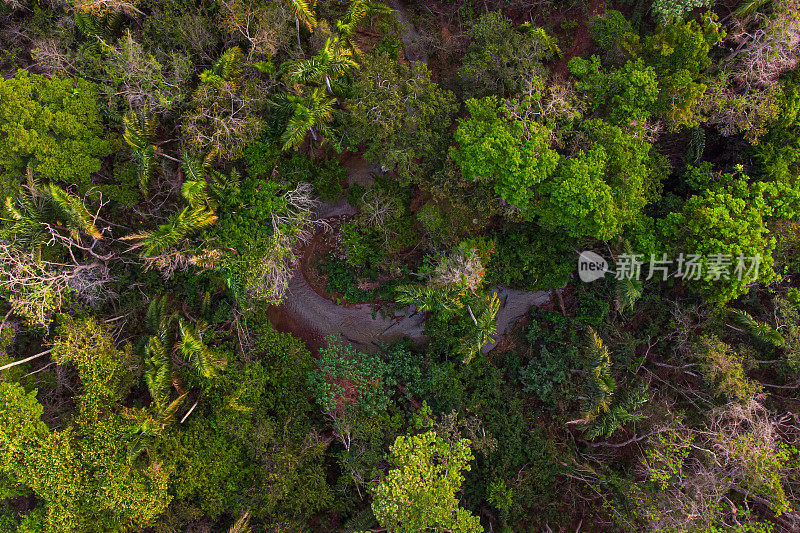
[553,0,606,79]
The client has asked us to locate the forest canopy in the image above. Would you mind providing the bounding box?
[2,0,800,531]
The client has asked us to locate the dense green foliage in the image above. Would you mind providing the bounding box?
[2,0,800,531]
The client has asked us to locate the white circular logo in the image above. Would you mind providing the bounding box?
[577,251,609,283]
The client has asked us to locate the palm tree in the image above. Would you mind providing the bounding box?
[396,284,463,314]
[580,328,616,424]
[286,37,358,94]
[2,170,102,257]
[336,0,392,45]
[278,87,336,150]
[458,293,500,364]
[176,318,227,379]
[286,0,317,52]
[125,205,217,258]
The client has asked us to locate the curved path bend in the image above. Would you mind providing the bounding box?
[269,202,553,353]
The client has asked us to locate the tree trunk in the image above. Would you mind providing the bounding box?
[296,18,303,53]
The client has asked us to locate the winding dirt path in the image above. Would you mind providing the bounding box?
[390,0,429,64]
[268,202,553,354]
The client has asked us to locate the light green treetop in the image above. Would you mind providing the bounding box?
[0,70,111,196]
[371,430,483,533]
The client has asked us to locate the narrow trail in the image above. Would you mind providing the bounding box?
[268,201,554,354]
[553,0,605,78]
[390,0,429,64]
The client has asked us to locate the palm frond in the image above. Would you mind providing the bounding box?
[734,0,771,18]
[134,206,217,257]
[144,339,172,405]
[582,328,616,423]
[286,57,325,85]
[615,276,642,313]
[46,183,102,240]
[123,107,159,195]
[181,153,208,182]
[145,295,173,339]
[213,47,244,83]
[177,318,227,379]
[181,180,217,212]
[156,391,187,425]
[229,512,252,533]
[0,195,47,250]
[288,0,318,31]
[337,0,391,36]
[727,308,785,347]
[583,382,648,440]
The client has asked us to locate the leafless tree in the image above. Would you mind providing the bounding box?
[183,82,263,160]
[70,0,144,17]
[727,0,800,90]
[218,0,290,60]
[0,244,109,328]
